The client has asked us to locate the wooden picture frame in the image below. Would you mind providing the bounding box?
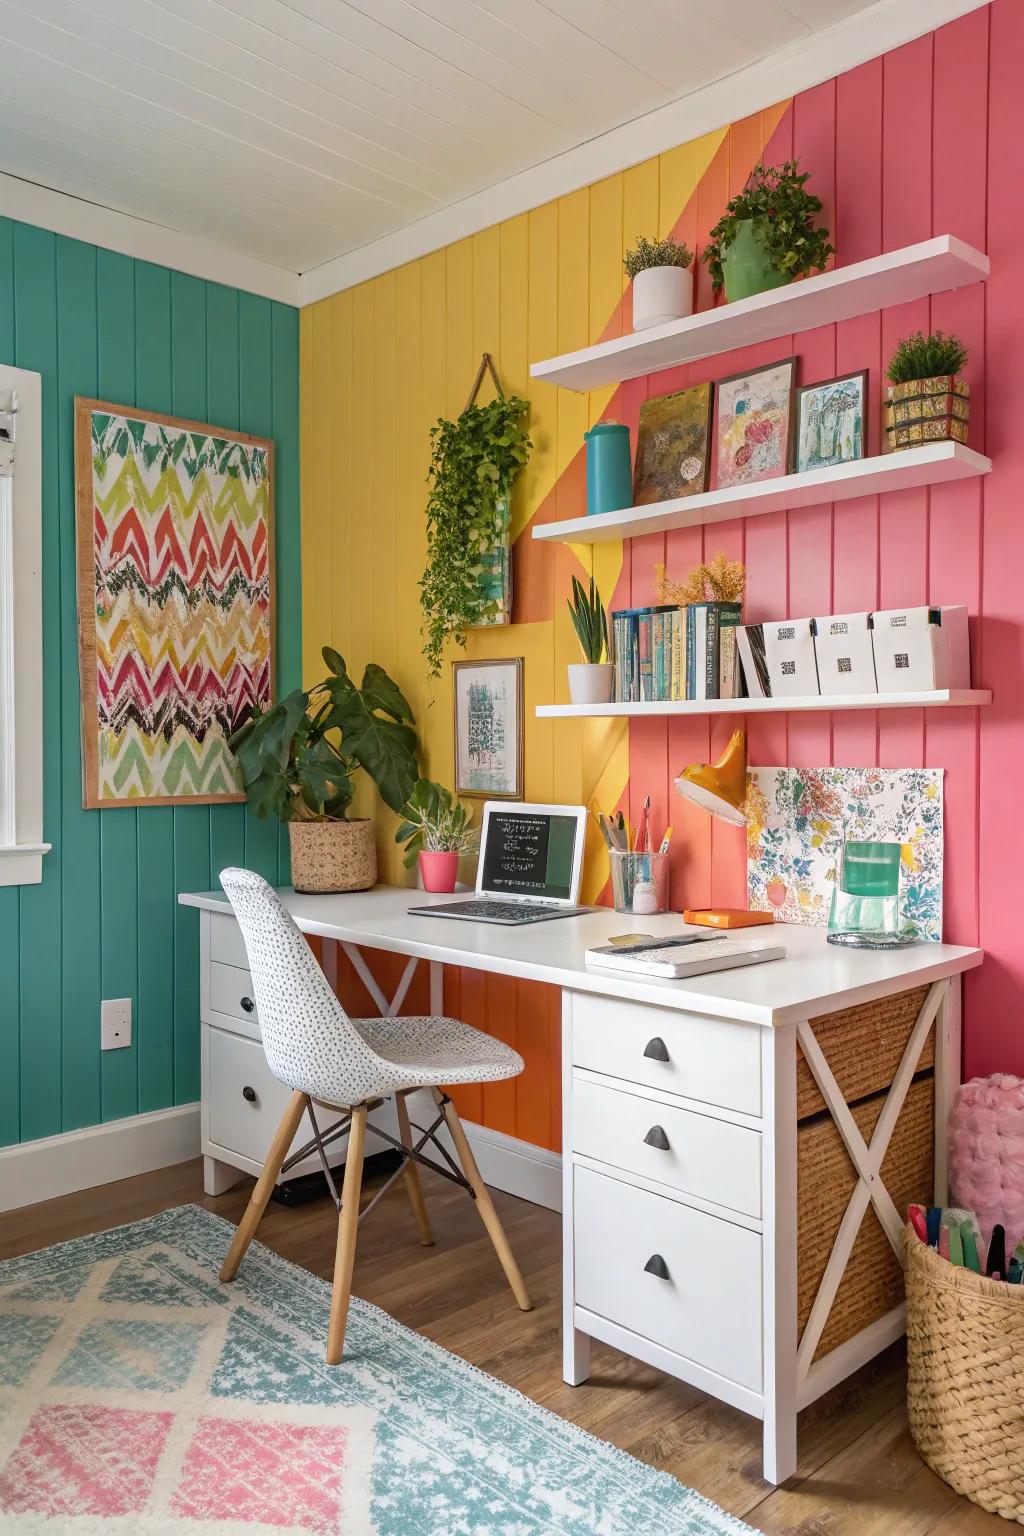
[452,657,524,801]
[714,357,797,489]
[793,370,869,473]
[74,397,275,809]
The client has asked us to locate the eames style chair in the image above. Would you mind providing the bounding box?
[217,867,532,1363]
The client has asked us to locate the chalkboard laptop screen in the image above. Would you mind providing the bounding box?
[480,809,578,901]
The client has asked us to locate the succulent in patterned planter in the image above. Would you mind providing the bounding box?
[884,330,970,450]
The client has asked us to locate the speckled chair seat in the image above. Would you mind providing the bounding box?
[216,866,531,1366]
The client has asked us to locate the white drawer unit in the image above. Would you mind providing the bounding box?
[570,991,762,1117]
[573,1165,763,1394]
[209,961,260,1031]
[572,1074,762,1218]
[210,910,250,969]
[207,1026,317,1167]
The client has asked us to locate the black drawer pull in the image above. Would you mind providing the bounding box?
[643,1124,670,1150]
[242,1085,257,1103]
[643,1037,669,1062]
[644,1253,670,1280]
[240,996,255,1014]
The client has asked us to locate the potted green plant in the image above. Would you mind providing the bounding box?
[229,647,419,894]
[567,573,613,705]
[624,235,694,331]
[394,778,479,893]
[420,395,531,679]
[884,330,970,450]
[704,160,834,303]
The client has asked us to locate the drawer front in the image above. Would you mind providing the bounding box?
[210,961,260,1032]
[571,993,761,1117]
[572,1076,761,1218]
[207,1028,326,1166]
[573,1165,762,1392]
[210,911,248,969]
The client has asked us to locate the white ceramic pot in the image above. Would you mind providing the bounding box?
[631,265,693,331]
[568,662,614,706]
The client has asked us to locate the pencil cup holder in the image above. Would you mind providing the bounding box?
[610,851,670,914]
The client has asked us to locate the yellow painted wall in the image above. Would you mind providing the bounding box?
[300,110,787,1146]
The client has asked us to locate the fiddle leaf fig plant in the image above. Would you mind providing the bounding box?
[704,160,834,293]
[229,647,419,821]
[394,778,479,869]
[419,394,531,679]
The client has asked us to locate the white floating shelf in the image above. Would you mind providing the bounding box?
[537,690,991,720]
[530,235,988,392]
[531,441,990,544]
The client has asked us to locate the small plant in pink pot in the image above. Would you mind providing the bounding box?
[395,778,479,893]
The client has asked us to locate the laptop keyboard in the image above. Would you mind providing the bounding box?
[418,899,567,922]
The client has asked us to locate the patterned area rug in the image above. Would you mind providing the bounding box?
[0,1205,752,1534]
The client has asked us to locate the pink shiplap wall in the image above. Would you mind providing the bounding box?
[618,1,1020,1077]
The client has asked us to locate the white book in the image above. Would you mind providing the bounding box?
[585,934,786,979]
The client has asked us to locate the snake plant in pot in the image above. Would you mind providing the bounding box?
[567,574,613,705]
[395,778,479,893]
[229,647,419,894]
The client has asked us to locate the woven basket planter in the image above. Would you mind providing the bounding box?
[904,1227,1024,1523]
[884,375,970,450]
[288,818,377,894]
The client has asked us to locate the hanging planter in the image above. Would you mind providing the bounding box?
[420,353,531,679]
[704,160,834,304]
[884,330,970,450]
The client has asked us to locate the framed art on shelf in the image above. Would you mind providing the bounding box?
[453,657,524,800]
[714,357,796,489]
[794,370,868,473]
[74,397,274,808]
[632,381,713,505]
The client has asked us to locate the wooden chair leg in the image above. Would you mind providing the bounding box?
[327,1104,367,1365]
[396,1092,434,1247]
[435,1090,533,1311]
[220,1089,307,1283]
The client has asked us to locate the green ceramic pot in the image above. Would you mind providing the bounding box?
[721,219,791,302]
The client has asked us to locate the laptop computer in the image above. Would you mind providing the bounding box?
[408,802,589,925]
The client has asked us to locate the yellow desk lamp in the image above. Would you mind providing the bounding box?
[673,730,773,929]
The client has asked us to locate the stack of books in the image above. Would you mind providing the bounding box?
[611,601,742,702]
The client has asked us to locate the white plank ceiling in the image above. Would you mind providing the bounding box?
[0,0,884,277]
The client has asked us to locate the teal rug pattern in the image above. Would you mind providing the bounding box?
[0,1205,753,1534]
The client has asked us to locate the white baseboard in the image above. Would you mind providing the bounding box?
[0,1103,201,1214]
[460,1120,562,1212]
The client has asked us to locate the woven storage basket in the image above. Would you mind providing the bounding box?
[904,1226,1024,1522]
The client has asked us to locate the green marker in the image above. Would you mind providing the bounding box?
[960,1220,981,1272]
[948,1220,965,1268]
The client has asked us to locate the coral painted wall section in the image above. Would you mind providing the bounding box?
[303,0,1021,1149]
[0,225,300,1148]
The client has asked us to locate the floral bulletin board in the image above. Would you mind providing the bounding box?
[746,766,944,940]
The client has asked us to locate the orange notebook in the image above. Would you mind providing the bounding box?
[682,908,774,929]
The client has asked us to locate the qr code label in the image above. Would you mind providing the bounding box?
[777,626,795,640]
[781,660,796,675]
[895,653,909,668]
[837,657,852,673]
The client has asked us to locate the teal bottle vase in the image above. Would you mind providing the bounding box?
[585,422,633,516]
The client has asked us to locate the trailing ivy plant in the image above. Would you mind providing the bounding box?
[886,330,968,383]
[703,160,834,293]
[419,394,531,679]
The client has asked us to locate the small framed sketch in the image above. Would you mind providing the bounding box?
[453,657,524,800]
[633,381,713,505]
[714,357,796,489]
[794,370,868,473]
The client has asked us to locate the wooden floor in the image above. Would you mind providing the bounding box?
[1,1158,1003,1535]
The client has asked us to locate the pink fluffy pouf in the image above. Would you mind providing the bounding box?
[949,1074,1024,1249]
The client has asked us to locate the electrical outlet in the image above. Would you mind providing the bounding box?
[101,998,132,1051]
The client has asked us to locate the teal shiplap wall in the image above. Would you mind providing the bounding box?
[0,219,300,1148]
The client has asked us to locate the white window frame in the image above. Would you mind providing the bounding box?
[0,363,49,886]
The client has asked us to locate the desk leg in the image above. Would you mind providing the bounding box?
[560,989,590,1386]
[430,960,444,1016]
[204,1155,245,1197]
[761,1022,798,1485]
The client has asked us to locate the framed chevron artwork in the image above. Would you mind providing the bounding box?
[73,398,274,808]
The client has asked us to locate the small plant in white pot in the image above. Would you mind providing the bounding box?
[624,235,694,332]
[567,574,613,705]
[395,778,479,894]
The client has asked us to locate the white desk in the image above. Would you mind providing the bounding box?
[179,884,981,1483]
